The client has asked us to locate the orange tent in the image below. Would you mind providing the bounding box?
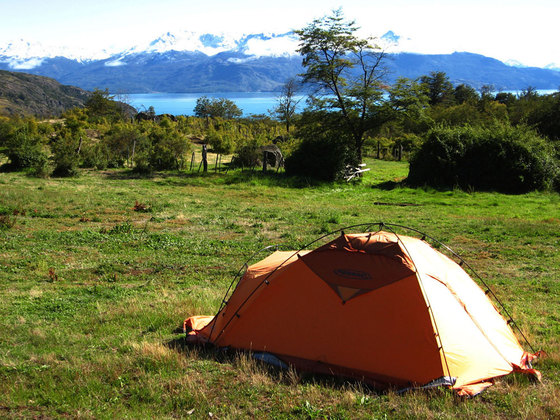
[184,228,541,396]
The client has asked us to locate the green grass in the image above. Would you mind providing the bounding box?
[0,160,559,419]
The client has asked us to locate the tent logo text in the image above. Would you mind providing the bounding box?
[334,268,372,281]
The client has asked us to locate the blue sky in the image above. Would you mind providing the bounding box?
[1,0,559,67]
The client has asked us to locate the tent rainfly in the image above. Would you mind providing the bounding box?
[184,227,542,396]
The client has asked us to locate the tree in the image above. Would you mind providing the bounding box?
[420,72,454,106]
[85,88,127,122]
[295,9,390,163]
[454,84,479,105]
[387,77,431,134]
[1,119,49,172]
[193,96,212,121]
[193,96,242,120]
[270,78,301,135]
[527,91,560,142]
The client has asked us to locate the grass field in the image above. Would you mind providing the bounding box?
[0,160,558,419]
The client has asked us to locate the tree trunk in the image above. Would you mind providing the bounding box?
[355,135,363,164]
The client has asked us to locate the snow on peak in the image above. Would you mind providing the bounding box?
[506,59,527,68]
[0,31,300,67]
[127,31,299,57]
[377,30,412,52]
[123,31,238,56]
[381,31,400,44]
[0,37,117,67]
[240,32,299,58]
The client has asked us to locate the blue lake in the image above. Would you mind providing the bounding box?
[122,90,558,116]
[123,92,307,116]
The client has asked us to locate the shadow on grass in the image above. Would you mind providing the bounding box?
[102,167,337,189]
[370,179,406,190]
[167,335,391,394]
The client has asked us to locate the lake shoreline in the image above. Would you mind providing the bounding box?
[120,89,557,116]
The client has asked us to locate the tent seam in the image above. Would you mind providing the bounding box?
[425,273,515,370]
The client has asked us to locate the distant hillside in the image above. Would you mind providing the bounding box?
[0,70,91,117]
[387,52,560,91]
[4,51,560,94]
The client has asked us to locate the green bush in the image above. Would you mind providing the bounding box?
[284,134,349,181]
[30,152,50,178]
[51,136,80,177]
[233,141,261,168]
[132,123,191,172]
[2,126,48,172]
[408,124,559,193]
[148,129,190,171]
[132,153,152,174]
[206,129,236,155]
[103,122,143,167]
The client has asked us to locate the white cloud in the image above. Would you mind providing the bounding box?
[6,58,45,70]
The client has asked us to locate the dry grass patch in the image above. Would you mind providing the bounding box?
[132,341,182,365]
[233,352,276,388]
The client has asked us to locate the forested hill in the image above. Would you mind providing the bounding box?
[0,70,92,117]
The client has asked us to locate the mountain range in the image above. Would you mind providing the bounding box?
[1,31,560,93]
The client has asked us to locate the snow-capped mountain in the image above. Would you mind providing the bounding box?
[505,59,528,68]
[0,31,300,70]
[544,63,560,72]
[2,30,560,93]
[138,31,299,57]
[0,38,121,68]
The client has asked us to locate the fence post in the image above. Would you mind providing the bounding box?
[202,144,208,173]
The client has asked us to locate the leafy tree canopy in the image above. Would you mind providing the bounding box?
[295,8,390,163]
[420,71,454,106]
[193,96,243,120]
